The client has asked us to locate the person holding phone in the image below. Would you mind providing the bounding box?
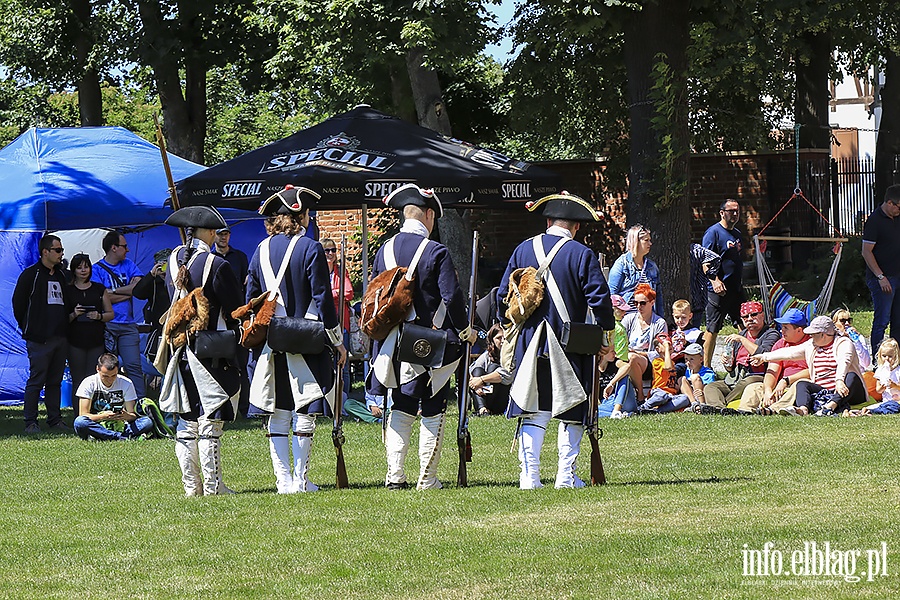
[72,353,153,441]
[66,254,114,417]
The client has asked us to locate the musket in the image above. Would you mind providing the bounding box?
[588,345,607,485]
[457,230,479,487]
[153,112,186,244]
[333,235,349,489]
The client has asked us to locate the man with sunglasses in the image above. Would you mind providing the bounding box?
[701,199,746,367]
[92,231,145,399]
[12,235,71,433]
[862,184,900,353]
[695,301,780,414]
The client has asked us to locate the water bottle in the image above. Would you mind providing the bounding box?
[847,327,860,342]
[721,341,735,371]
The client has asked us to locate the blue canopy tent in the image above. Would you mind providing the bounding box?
[0,127,263,402]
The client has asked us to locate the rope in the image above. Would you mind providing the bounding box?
[794,124,801,192]
[757,190,844,239]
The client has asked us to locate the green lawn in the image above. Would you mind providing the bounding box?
[1,401,897,599]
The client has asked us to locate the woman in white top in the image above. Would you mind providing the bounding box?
[620,283,668,403]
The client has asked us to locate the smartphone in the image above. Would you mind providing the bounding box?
[112,405,124,414]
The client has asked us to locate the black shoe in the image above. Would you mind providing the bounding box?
[720,407,750,416]
[695,403,720,415]
[386,482,409,491]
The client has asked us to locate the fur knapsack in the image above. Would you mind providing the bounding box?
[163,287,210,349]
[360,236,430,341]
[504,236,569,326]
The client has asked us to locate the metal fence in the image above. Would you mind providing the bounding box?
[831,156,877,237]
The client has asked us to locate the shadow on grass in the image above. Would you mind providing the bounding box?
[611,475,753,487]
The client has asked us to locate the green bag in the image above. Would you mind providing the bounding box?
[136,397,174,438]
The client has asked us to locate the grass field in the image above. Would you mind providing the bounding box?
[1,398,898,600]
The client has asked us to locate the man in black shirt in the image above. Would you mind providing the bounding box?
[862,184,900,352]
[12,235,71,433]
[212,226,249,293]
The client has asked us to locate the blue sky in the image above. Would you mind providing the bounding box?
[485,0,516,62]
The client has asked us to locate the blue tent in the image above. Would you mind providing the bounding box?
[0,127,263,401]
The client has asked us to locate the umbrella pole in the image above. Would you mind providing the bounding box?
[361,204,369,295]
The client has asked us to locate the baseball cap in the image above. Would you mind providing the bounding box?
[683,343,704,356]
[216,225,231,234]
[774,308,808,327]
[610,294,635,312]
[803,315,836,335]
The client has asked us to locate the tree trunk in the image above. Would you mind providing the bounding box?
[70,0,102,126]
[622,1,691,318]
[389,60,417,125]
[875,50,900,203]
[405,46,474,295]
[137,0,206,164]
[795,30,832,150]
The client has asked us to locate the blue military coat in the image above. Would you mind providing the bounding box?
[497,229,614,423]
[247,233,341,413]
[366,228,468,400]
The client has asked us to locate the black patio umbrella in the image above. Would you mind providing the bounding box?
[175,105,561,211]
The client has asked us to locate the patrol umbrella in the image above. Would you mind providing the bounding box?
[175,105,561,211]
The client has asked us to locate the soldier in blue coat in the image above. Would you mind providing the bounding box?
[497,193,614,489]
[159,205,244,496]
[247,186,346,494]
[366,184,475,490]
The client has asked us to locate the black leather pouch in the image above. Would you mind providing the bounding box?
[194,330,238,360]
[267,316,326,355]
[396,323,447,368]
[560,322,606,355]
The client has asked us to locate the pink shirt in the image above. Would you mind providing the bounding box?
[770,336,809,379]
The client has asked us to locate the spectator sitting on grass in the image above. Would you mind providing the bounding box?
[682,343,717,409]
[751,316,865,416]
[831,308,872,370]
[637,334,690,414]
[73,353,153,441]
[695,301,779,414]
[845,337,900,416]
[729,308,810,415]
[469,323,512,416]
[669,298,702,356]
[620,283,668,404]
[601,294,638,418]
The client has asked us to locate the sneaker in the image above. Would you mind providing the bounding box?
[48,422,71,432]
[24,422,40,434]
[696,404,720,415]
[720,407,751,416]
[814,408,836,417]
[778,407,799,417]
[386,481,409,491]
[610,410,624,419]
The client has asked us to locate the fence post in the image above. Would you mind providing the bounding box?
[830,157,840,234]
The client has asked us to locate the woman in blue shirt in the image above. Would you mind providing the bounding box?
[608,224,663,315]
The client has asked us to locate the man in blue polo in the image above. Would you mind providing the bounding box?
[862,184,900,353]
[92,231,145,399]
[701,199,745,367]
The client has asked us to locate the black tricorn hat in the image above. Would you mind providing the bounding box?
[526,192,600,222]
[259,185,321,216]
[165,206,228,230]
[383,183,443,218]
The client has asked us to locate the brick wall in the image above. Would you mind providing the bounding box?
[309,149,832,292]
